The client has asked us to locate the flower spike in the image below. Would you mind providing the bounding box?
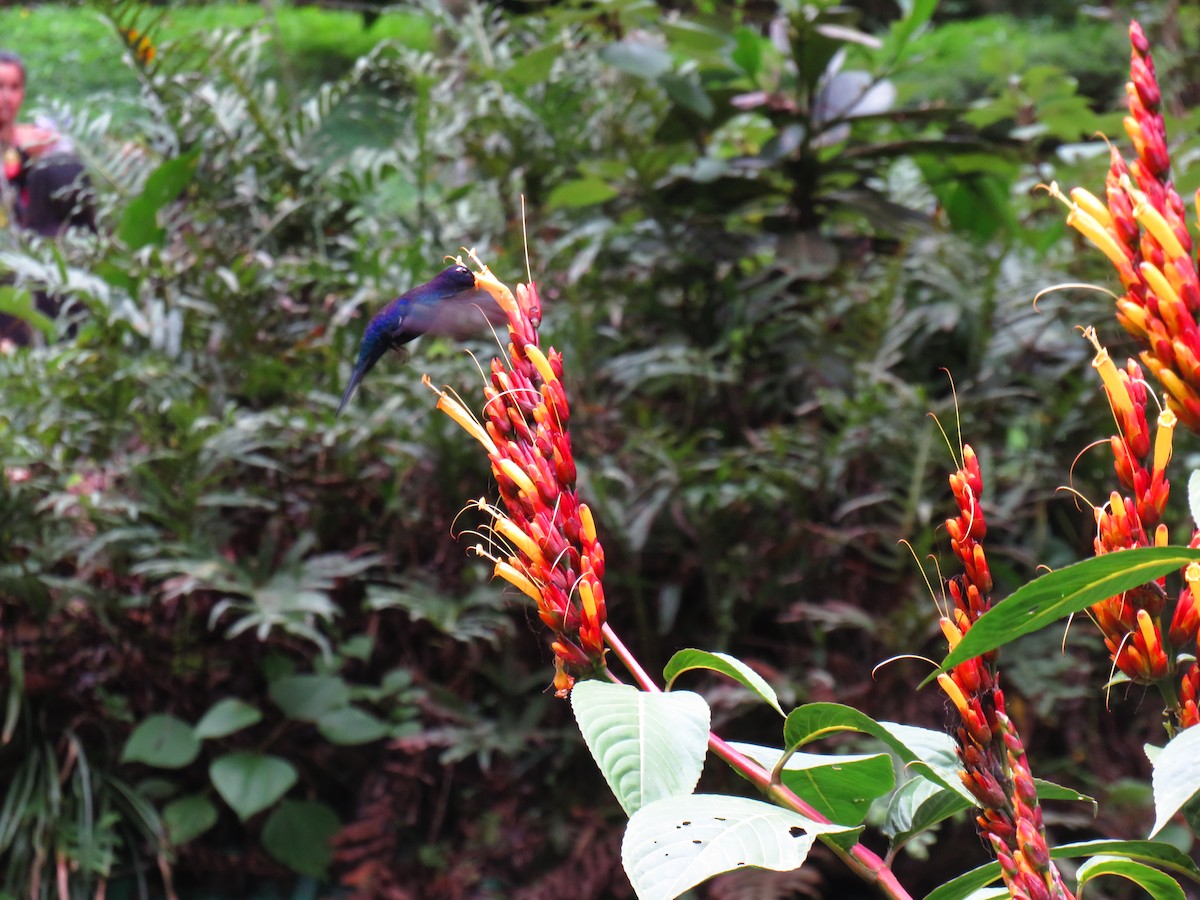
[430,258,607,695]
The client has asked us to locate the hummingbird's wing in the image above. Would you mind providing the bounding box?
[401,288,507,341]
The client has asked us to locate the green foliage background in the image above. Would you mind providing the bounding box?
[0,0,1196,896]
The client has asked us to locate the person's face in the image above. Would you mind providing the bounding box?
[0,63,25,130]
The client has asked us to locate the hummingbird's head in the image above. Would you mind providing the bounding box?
[440,264,477,295]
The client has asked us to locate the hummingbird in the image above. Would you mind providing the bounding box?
[336,264,504,416]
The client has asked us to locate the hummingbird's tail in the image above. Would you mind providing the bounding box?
[336,362,367,417]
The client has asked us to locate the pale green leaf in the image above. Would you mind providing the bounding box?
[1189,471,1200,532]
[571,681,709,816]
[1150,727,1200,836]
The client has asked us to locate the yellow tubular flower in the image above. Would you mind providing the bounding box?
[579,580,598,620]
[1091,346,1135,421]
[940,616,963,649]
[1133,200,1188,262]
[426,376,500,456]
[1070,187,1115,232]
[492,515,548,566]
[1153,409,1176,476]
[473,268,518,317]
[1067,209,1134,273]
[579,503,597,544]
[496,458,537,497]
[524,344,559,386]
[937,673,970,717]
[1139,262,1184,312]
[494,561,543,603]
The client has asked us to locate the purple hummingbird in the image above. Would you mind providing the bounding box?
[337,264,504,416]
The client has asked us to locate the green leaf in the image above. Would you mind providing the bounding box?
[929,548,1200,683]
[505,42,559,89]
[924,839,1200,900]
[602,39,672,80]
[660,73,714,119]
[783,703,972,800]
[887,0,938,57]
[0,286,54,339]
[661,21,729,57]
[571,681,710,816]
[269,674,350,722]
[163,794,218,845]
[121,714,201,769]
[1150,727,1200,836]
[546,176,619,210]
[1058,840,1200,879]
[194,699,262,740]
[923,861,1003,900]
[316,707,390,745]
[728,742,893,826]
[1076,855,1186,899]
[209,752,297,821]
[118,149,200,249]
[261,799,340,878]
[664,650,783,715]
[623,794,852,900]
[3,649,23,745]
[1035,778,1095,809]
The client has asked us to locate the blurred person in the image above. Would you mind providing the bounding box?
[0,50,95,345]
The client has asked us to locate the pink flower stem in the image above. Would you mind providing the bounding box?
[600,623,913,900]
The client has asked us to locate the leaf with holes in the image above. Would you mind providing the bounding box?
[623,794,852,900]
[572,681,709,816]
